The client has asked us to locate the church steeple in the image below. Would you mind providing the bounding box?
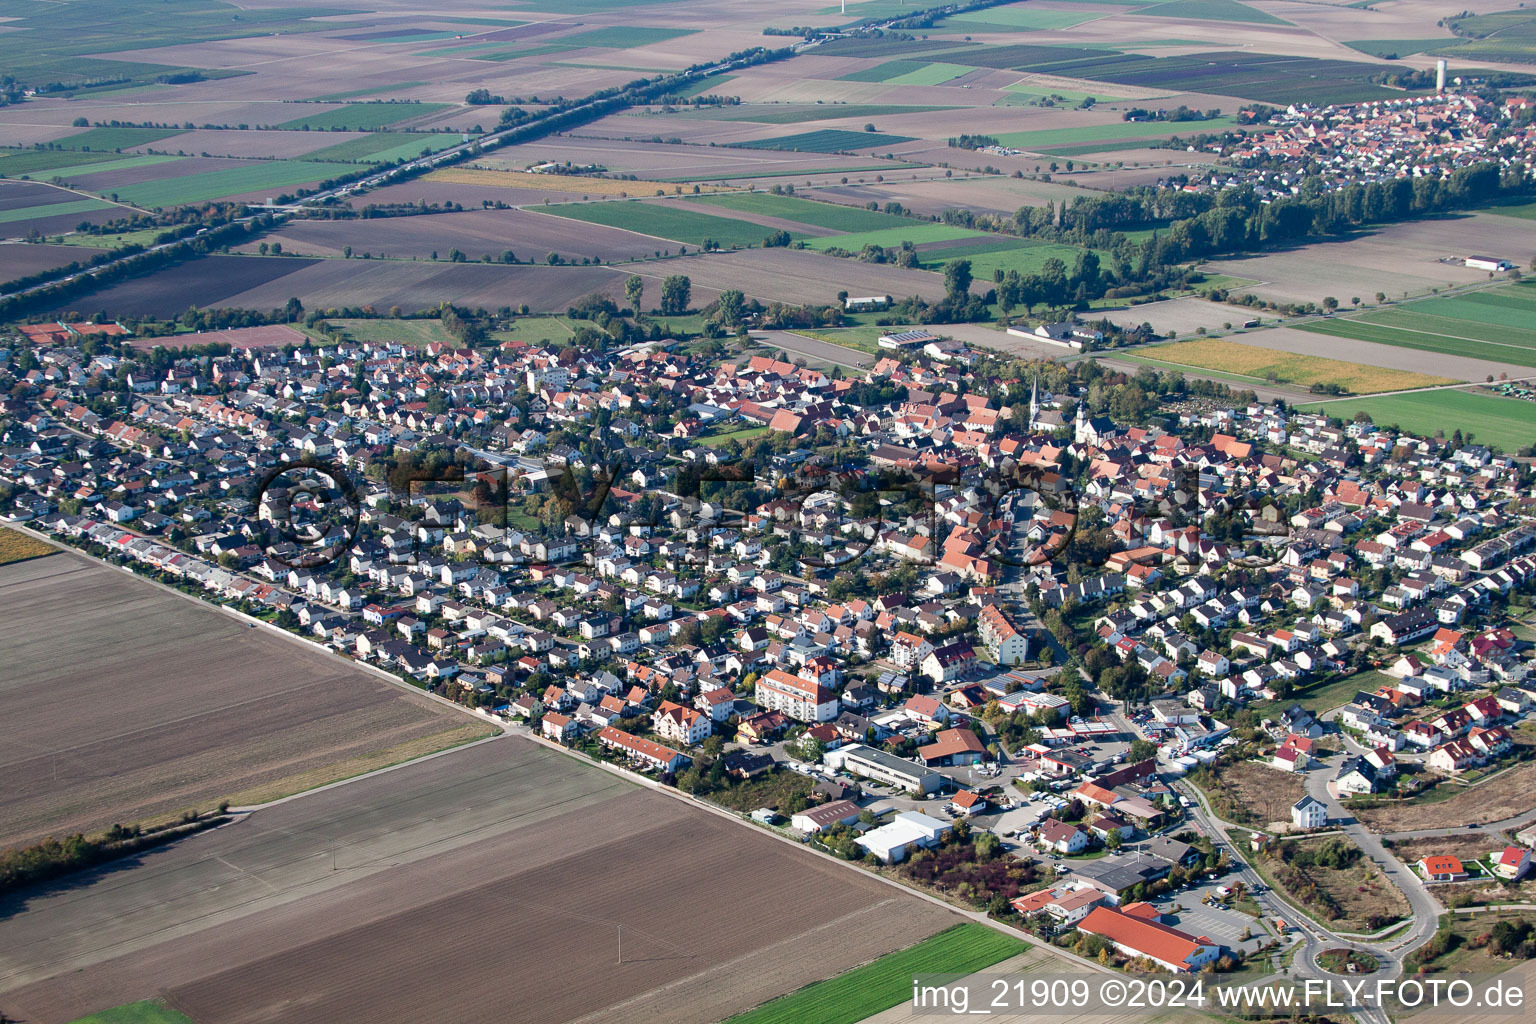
[1029,375,1039,429]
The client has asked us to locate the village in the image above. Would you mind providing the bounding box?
[1182,89,1536,200]
[3,312,1535,980]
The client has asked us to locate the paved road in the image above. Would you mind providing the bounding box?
[764,330,874,370]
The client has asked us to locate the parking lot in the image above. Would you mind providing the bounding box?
[1150,878,1271,956]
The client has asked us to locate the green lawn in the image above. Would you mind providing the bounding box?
[700,424,771,446]
[804,223,984,251]
[1483,199,1536,220]
[685,191,920,232]
[492,316,593,344]
[67,1001,192,1024]
[539,200,791,248]
[275,102,451,131]
[721,923,1025,1024]
[1300,389,1536,453]
[330,317,456,347]
[109,160,342,207]
[0,197,116,224]
[919,240,1091,280]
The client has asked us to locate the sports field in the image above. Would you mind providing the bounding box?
[539,199,785,248]
[1301,389,1536,453]
[722,924,1025,1024]
[685,192,920,232]
[1144,338,1458,393]
[1295,282,1536,370]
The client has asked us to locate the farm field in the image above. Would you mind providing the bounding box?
[0,527,59,567]
[995,116,1241,152]
[683,191,922,232]
[1300,389,1536,454]
[248,208,671,263]
[539,199,790,248]
[274,102,452,131]
[631,247,955,306]
[1201,214,1536,307]
[804,223,985,252]
[722,924,1025,1024]
[38,254,322,319]
[0,243,106,284]
[0,737,961,1024]
[103,160,342,208]
[1293,281,1536,370]
[732,129,919,152]
[0,551,490,850]
[1141,338,1458,393]
[426,167,735,195]
[1231,326,1531,390]
[918,238,1093,280]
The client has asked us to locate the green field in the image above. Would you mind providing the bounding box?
[685,192,920,231]
[312,82,430,102]
[109,161,341,207]
[330,317,455,347]
[302,133,463,164]
[1294,282,1536,369]
[67,1001,192,1024]
[1294,318,1536,369]
[1343,38,1451,58]
[540,200,782,248]
[1301,389,1535,453]
[556,26,696,47]
[676,103,958,125]
[935,8,1104,32]
[0,149,143,177]
[1484,199,1536,220]
[722,924,1025,1024]
[883,62,978,86]
[56,127,185,151]
[1142,0,1289,24]
[913,237,1092,280]
[839,59,945,83]
[492,316,597,344]
[732,129,917,152]
[804,223,984,251]
[994,115,1240,151]
[275,102,451,131]
[478,44,583,62]
[0,197,117,224]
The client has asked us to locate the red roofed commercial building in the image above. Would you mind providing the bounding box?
[916,727,987,766]
[756,667,839,722]
[597,727,690,773]
[1076,906,1222,972]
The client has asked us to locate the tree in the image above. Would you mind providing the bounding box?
[1322,296,1339,312]
[660,274,691,316]
[944,259,973,301]
[625,275,644,312]
[715,288,744,325]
